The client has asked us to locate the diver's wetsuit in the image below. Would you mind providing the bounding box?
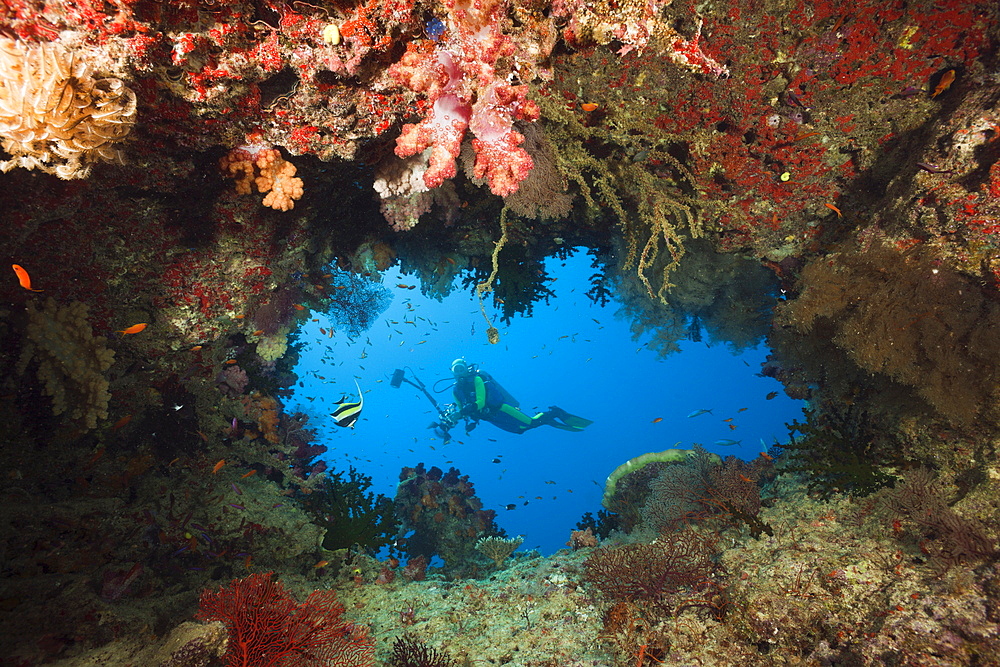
[452,372,589,434]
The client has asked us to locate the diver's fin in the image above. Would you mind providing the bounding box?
[548,406,593,429]
[549,421,586,431]
[561,414,593,429]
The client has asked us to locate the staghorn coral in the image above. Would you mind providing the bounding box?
[16,297,115,430]
[0,38,136,179]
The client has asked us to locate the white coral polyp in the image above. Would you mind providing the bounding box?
[0,38,137,179]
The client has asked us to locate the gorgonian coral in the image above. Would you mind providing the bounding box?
[0,38,137,179]
[583,530,719,610]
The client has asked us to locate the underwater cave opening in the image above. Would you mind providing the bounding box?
[287,247,805,556]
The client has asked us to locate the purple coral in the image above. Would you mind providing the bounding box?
[583,530,718,608]
[217,364,249,396]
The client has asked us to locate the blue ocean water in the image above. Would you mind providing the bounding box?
[288,251,804,555]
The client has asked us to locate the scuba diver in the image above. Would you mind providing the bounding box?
[441,358,593,436]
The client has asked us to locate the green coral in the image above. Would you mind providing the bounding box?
[777,405,901,499]
[256,329,289,362]
[299,467,398,554]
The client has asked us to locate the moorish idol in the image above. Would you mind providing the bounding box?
[331,379,364,428]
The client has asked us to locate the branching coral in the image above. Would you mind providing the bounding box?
[777,404,902,499]
[394,463,499,577]
[16,298,115,430]
[220,147,304,211]
[196,571,375,667]
[614,239,780,357]
[583,529,719,610]
[474,535,524,568]
[0,38,136,179]
[299,466,398,554]
[878,468,997,569]
[388,634,458,667]
[636,447,773,537]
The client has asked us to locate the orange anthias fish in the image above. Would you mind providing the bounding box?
[212,459,226,474]
[651,417,663,423]
[12,264,42,291]
[931,69,955,98]
[580,102,599,112]
[118,323,147,335]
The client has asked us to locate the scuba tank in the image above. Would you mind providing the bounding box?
[474,366,520,408]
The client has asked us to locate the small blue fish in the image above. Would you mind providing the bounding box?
[331,379,364,428]
[713,439,741,447]
[687,409,713,418]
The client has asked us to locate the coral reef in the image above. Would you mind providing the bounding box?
[584,529,720,611]
[394,463,500,578]
[0,38,136,178]
[388,634,458,667]
[876,468,997,569]
[152,621,229,667]
[0,0,999,664]
[386,0,543,197]
[777,404,903,498]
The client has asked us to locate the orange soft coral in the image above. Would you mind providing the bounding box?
[220,147,304,211]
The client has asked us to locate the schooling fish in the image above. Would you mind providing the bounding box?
[331,379,364,428]
[687,409,713,418]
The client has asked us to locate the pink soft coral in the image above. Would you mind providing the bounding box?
[389,0,541,197]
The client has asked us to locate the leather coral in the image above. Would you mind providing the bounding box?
[0,38,137,179]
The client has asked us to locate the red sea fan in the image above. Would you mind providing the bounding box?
[196,571,375,667]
